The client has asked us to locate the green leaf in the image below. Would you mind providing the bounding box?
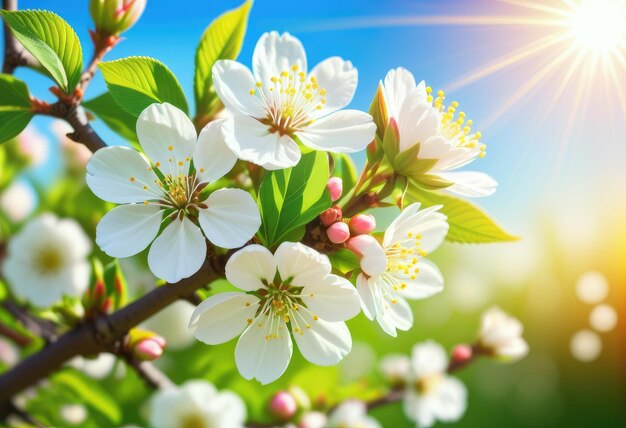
[406,185,518,243]
[0,10,83,93]
[194,0,251,120]
[52,370,121,424]
[369,83,388,140]
[0,74,33,143]
[328,249,360,274]
[258,151,332,248]
[331,153,358,191]
[99,57,189,117]
[83,92,139,147]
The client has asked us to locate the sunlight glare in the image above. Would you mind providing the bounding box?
[570,0,626,53]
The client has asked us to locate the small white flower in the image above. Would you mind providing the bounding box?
[477,306,529,361]
[403,341,467,428]
[327,400,380,428]
[212,31,376,170]
[86,103,261,283]
[17,124,49,167]
[382,67,497,197]
[351,203,448,336]
[3,214,91,308]
[142,300,195,350]
[190,242,361,384]
[59,404,87,425]
[148,380,246,428]
[0,180,36,222]
[68,354,116,379]
[379,353,411,385]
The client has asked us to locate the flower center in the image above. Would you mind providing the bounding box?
[250,65,327,135]
[180,413,209,428]
[385,232,426,282]
[427,87,486,158]
[34,246,63,275]
[414,373,443,395]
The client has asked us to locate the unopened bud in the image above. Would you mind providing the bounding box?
[451,344,473,365]
[270,390,297,421]
[133,337,165,361]
[326,177,343,201]
[90,0,146,36]
[327,222,350,244]
[349,214,376,235]
[319,205,342,227]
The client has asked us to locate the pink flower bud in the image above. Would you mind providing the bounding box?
[133,337,165,361]
[327,222,350,244]
[270,390,298,421]
[319,206,342,227]
[326,177,343,201]
[451,344,473,365]
[90,0,146,36]
[349,214,376,235]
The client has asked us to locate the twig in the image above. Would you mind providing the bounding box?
[0,323,32,347]
[125,357,174,390]
[1,301,58,343]
[8,402,46,428]
[1,0,39,73]
[0,261,219,415]
[366,388,404,411]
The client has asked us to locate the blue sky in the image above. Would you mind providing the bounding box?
[7,0,626,234]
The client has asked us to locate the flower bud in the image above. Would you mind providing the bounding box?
[270,390,298,421]
[326,222,350,244]
[90,0,146,36]
[451,344,473,365]
[349,214,376,235]
[476,307,529,362]
[133,337,165,361]
[319,205,342,227]
[288,386,311,412]
[299,411,327,428]
[326,177,343,201]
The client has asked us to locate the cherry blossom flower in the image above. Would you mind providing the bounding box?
[3,214,91,308]
[403,341,467,428]
[148,380,246,428]
[190,242,361,384]
[350,203,448,336]
[327,400,380,428]
[86,103,261,283]
[212,31,376,170]
[476,306,529,361]
[381,67,497,197]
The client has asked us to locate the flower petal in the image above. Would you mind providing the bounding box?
[86,146,163,204]
[382,67,418,119]
[403,389,437,428]
[296,110,375,153]
[222,116,301,170]
[274,242,331,287]
[438,171,498,197]
[356,274,377,320]
[194,119,237,183]
[136,103,196,176]
[397,259,444,300]
[300,274,360,322]
[190,292,260,345]
[96,203,162,258]
[348,235,387,277]
[225,244,276,291]
[147,217,206,283]
[235,318,293,384]
[431,377,467,422]
[198,188,261,249]
[398,96,440,153]
[308,57,357,117]
[292,310,352,366]
[212,60,267,117]
[383,203,448,253]
[253,31,307,86]
[376,293,413,336]
[410,340,448,377]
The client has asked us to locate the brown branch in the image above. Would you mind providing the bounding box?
[7,402,46,428]
[126,358,175,390]
[0,260,219,415]
[0,323,32,347]
[1,0,38,74]
[1,301,58,343]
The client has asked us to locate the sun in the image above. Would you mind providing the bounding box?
[569,0,626,53]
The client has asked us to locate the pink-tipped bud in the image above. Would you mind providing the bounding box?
[349,214,376,235]
[269,390,298,421]
[319,205,342,227]
[451,344,473,365]
[327,222,350,244]
[133,337,165,361]
[326,177,343,202]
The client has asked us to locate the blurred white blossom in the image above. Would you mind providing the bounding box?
[143,300,195,350]
[17,124,49,167]
[327,400,380,428]
[0,181,36,222]
[379,354,410,385]
[477,306,529,362]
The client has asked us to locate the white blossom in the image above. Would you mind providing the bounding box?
[3,214,91,308]
[213,31,376,170]
[190,242,361,384]
[327,400,380,428]
[86,102,261,283]
[0,181,36,222]
[477,306,529,361]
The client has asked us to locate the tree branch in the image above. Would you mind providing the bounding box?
[1,301,58,343]
[125,358,175,390]
[0,323,32,347]
[0,260,219,415]
[1,0,39,73]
